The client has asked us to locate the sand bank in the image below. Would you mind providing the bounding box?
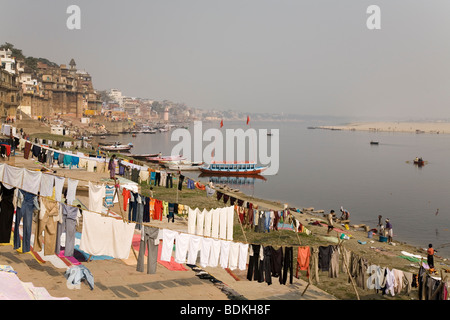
[317,121,450,134]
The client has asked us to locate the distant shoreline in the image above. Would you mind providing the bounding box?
[314,121,450,134]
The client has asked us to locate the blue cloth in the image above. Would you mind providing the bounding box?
[71,156,79,168]
[64,265,95,290]
[104,185,114,208]
[187,179,195,189]
[53,152,60,160]
[63,154,72,167]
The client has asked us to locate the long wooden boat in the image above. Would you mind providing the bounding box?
[199,161,267,175]
[100,143,133,152]
[146,155,186,163]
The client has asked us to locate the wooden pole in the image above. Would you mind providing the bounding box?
[339,241,360,300]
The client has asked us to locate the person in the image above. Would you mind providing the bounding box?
[340,206,350,221]
[385,218,393,243]
[108,154,117,180]
[326,210,335,235]
[427,244,436,271]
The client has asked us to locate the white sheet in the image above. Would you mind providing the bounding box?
[3,165,24,189]
[66,178,78,205]
[88,182,105,213]
[40,174,55,197]
[160,229,178,262]
[174,232,191,264]
[22,169,42,194]
[79,210,136,259]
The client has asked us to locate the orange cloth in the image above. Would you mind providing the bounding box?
[296,246,311,278]
[122,188,130,211]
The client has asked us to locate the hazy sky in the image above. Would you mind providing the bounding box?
[2,0,450,119]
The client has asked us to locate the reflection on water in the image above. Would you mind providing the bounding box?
[199,173,267,185]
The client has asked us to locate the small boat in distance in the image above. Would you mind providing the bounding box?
[370,141,379,145]
[199,161,267,176]
[413,157,425,166]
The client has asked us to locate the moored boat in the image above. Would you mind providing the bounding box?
[101,142,133,152]
[166,161,204,171]
[146,155,186,163]
[199,161,267,175]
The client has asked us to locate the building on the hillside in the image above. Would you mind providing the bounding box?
[0,53,21,121]
[0,49,16,75]
[163,107,169,122]
[109,89,123,107]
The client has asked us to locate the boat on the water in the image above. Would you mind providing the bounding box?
[199,161,267,175]
[166,161,204,171]
[101,142,133,152]
[129,153,159,160]
[146,155,186,163]
[413,157,425,166]
[370,141,379,145]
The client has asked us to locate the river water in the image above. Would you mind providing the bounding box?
[98,119,450,257]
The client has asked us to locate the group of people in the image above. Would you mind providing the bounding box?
[325,209,394,244]
[326,207,350,235]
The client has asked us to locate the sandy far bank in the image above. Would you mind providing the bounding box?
[317,121,450,134]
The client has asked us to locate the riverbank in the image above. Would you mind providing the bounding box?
[315,121,450,135]
[3,136,448,300]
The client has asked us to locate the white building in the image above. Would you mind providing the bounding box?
[109,88,123,106]
[0,49,16,74]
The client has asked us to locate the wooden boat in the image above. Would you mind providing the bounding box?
[101,143,133,152]
[146,155,186,163]
[413,158,425,166]
[129,153,159,160]
[199,161,267,176]
[166,161,204,171]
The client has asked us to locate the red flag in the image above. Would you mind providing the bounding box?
[246,115,250,125]
[220,119,223,128]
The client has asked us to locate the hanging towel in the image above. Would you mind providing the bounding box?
[88,182,105,213]
[3,165,23,189]
[219,207,227,240]
[187,207,198,235]
[196,209,206,236]
[208,239,221,267]
[203,208,212,237]
[187,235,202,265]
[228,242,240,270]
[174,232,191,264]
[199,237,213,268]
[160,229,178,262]
[211,208,220,239]
[219,240,232,269]
[66,178,78,205]
[22,169,42,194]
[238,243,249,271]
[54,176,65,202]
[40,173,55,197]
[226,206,234,241]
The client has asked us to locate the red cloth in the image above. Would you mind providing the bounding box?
[1,144,11,156]
[122,188,130,211]
[154,199,163,221]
